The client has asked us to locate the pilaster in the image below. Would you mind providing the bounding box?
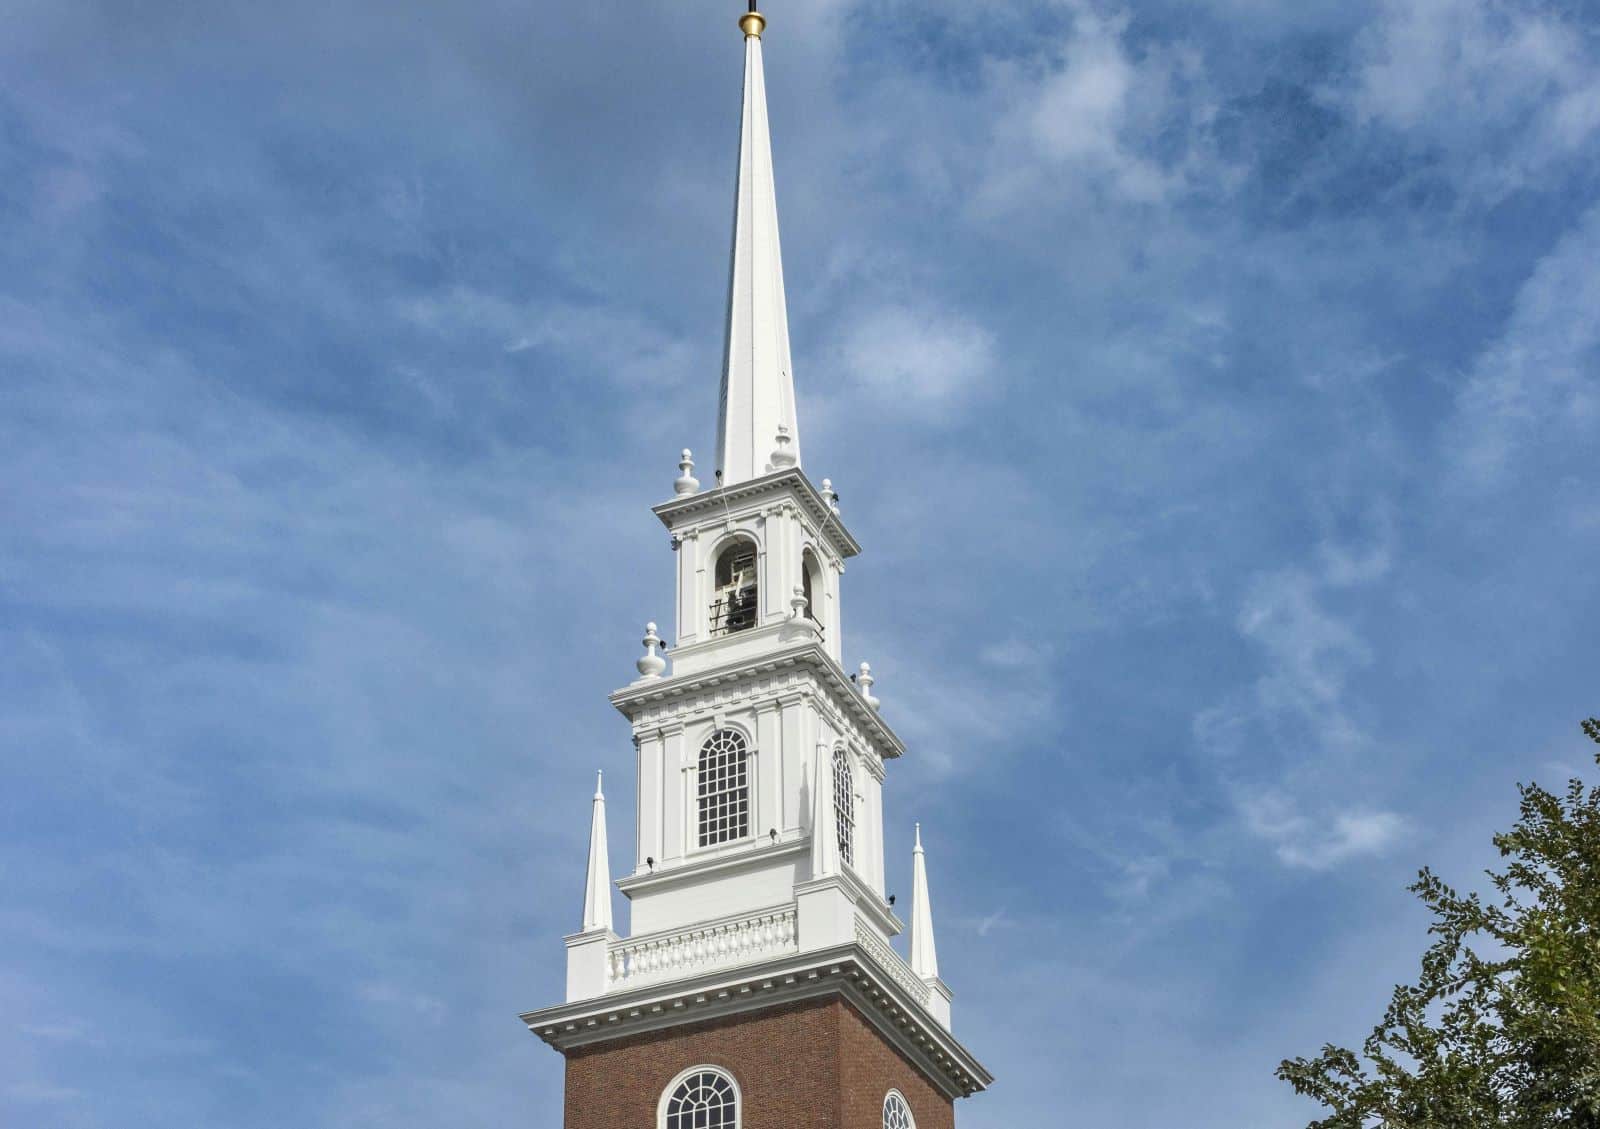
[565,928,618,1002]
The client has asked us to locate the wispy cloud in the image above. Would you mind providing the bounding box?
[1239,791,1407,870]
[833,302,995,419]
[1445,202,1600,489]
[1342,0,1600,193]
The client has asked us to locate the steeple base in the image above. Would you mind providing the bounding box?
[558,996,955,1129]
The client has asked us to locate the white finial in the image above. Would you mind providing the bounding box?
[674,449,700,496]
[581,770,613,933]
[636,622,667,679]
[789,584,808,620]
[820,477,839,513]
[909,821,939,980]
[809,744,839,879]
[858,662,879,710]
[769,423,797,472]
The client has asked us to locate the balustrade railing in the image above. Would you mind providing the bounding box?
[854,919,932,1006]
[608,905,798,989]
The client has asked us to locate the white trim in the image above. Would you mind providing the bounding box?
[611,641,905,761]
[522,943,993,1100]
[653,468,861,560]
[657,1064,742,1129]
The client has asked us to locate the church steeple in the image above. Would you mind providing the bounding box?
[522,10,991,1117]
[716,1,801,486]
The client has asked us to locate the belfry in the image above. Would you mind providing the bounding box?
[520,9,994,1127]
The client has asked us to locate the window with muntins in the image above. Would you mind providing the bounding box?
[883,1090,916,1129]
[710,541,758,635]
[698,730,751,847]
[832,747,855,867]
[663,1069,739,1129]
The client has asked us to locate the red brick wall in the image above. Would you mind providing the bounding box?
[838,1002,955,1129]
[561,996,958,1129]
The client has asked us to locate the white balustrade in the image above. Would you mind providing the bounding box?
[608,905,799,989]
[854,918,932,1006]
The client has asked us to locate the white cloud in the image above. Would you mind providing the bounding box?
[6,1082,82,1104]
[400,287,696,389]
[1193,523,1407,870]
[835,303,995,419]
[977,3,1221,209]
[978,637,1054,668]
[1447,202,1600,487]
[1031,14,1137,164]
[1236,567,1372,712]
[1238,790,1406,869]
[1343,0,1600,190]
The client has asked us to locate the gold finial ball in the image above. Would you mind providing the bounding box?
[739,10,766,38]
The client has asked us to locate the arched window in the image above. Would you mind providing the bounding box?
[698,730,751,847]
[661,1067,739,1129]
[883,1090,916,1129]
[710,540,758,635]
[832,747,855,867]
[800,548,824,632]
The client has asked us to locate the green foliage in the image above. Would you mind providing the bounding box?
[1277,721,1600,1129]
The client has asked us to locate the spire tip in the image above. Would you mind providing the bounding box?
[739,8,765,38]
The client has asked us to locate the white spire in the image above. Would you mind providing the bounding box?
[909,823,939,980]
[581,771,613,932]
[716,8,801,487]
[810,745,839,879]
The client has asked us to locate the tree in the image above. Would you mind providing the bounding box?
[1277,719,1600,1128]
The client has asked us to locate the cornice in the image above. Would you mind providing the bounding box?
[652,468,861,560]
[611,642,905,760]
[520,943,993,1099]
[616,837,807,897]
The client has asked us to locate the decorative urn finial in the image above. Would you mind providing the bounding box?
[674,449,700,496]
[820,478,839,513]
[789,584,809,620]
[769,423,797,471]
[636,622,667,679]
[858,662,880,710]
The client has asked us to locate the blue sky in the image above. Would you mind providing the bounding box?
[3,0,1598,1125]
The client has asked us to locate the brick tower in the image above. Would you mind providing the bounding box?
[520,7,994,1127]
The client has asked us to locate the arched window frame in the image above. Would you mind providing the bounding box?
[696,727,753,849]
[707,534,761,637]
[658,1065,742,1129]
[882,1089,916,1129]
[800,546,824,633]
[832,746,856,867]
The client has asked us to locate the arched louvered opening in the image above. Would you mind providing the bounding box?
[801,548,823,633]
[710,539,759,636]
